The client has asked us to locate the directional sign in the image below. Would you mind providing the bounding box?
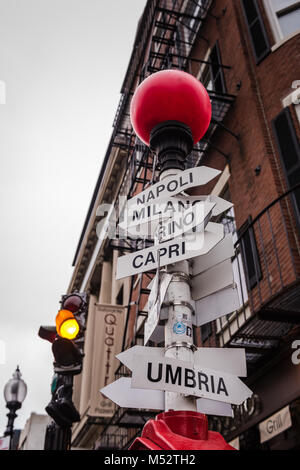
[117,345,247,377]
[109,346,249,412]
[193,347,247,377]
[126,166,221,214]
[197,399,233,417]
[120,194,231,231]
[116,222,224,279]
[131,355,252,405]
[100,377,164,410]
[191,259,234,301]
[190,195,233,217]
[191,234,234,276]
[194,284,240,327]
[155,201,215,242]
[100,377,233,416]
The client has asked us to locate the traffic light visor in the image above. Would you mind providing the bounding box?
[56,309,79,340]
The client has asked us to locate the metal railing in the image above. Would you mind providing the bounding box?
[217,184,300,363]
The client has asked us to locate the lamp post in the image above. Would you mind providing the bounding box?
[3,366,27,447]
[130,69,211,413]
[128,69,234,449]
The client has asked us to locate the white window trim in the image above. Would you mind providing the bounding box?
[263,0,284,42]
[271,28,300,51]
[197,47,212,81]
[263,0,300,48]
[282,87,300,124]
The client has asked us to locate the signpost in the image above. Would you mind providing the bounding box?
[193,284,240,326]
[101,345,250,408]
[116,222,224,279]
[100,69,252,450]
[131,355,251,405]
[100,377,165,410]
[126,166,220,213]
[117,345,247,377]
[121,195,233,230]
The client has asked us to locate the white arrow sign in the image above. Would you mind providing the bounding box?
[197,398,233,417]
[103,346,249,414]
[155,201,215,242]
[194,284,240,327]
[117,345,247,377]
[100,377,164,410]
[191,259,234,301]
[131,355,252,405]
[191,234,235,276]
[120,195,232,232]
[116,222,224,279]
[100,377,233,416]
[126,166,221,214]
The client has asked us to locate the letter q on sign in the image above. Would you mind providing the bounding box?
[105,314,117,325]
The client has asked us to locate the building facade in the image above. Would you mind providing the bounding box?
[68,0,300,450]
[18,413,51,450]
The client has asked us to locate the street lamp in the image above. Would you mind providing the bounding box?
[3,366,27,442]
[128,69,234,450]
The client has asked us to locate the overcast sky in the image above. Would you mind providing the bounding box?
[0,0,146,432]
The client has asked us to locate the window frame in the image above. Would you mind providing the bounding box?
[198,42,227,94]
[272,106,300,225]
[263,0,300,43]
[238,217,262,290]
[241,0,271,64]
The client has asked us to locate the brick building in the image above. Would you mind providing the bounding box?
[68,0,300,450]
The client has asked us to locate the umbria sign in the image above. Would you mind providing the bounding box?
[101,346,251,409]
[131,356,252,405]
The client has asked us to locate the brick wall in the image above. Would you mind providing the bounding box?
[126,0,300,348]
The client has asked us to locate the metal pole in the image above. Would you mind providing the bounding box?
[159,169,197,412]
[44,421,71,450]
[4,402,21,449]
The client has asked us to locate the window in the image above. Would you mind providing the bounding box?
[116,285,124,305]
[238,217,262,290]
[201,322,212,343]
[200,42,226,94]
[272,107,300,223]
[241,0,270,63]
[264,0,300,41]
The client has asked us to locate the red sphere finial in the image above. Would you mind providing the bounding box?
[130,69,212,146]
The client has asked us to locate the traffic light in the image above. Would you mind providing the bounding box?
[39,292,87,375]
[38,292,88,432]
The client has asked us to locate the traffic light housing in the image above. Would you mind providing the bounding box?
[38,292,87,375]
[54,293,87,375]
[38,292,88,429]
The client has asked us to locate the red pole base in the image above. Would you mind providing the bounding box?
[129,410,235,450]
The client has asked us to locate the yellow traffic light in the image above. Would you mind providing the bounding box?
[56,309,79,340]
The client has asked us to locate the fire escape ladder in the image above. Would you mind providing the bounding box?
[217,184,300,374]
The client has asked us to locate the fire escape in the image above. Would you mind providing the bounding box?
[95,0,239,450]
